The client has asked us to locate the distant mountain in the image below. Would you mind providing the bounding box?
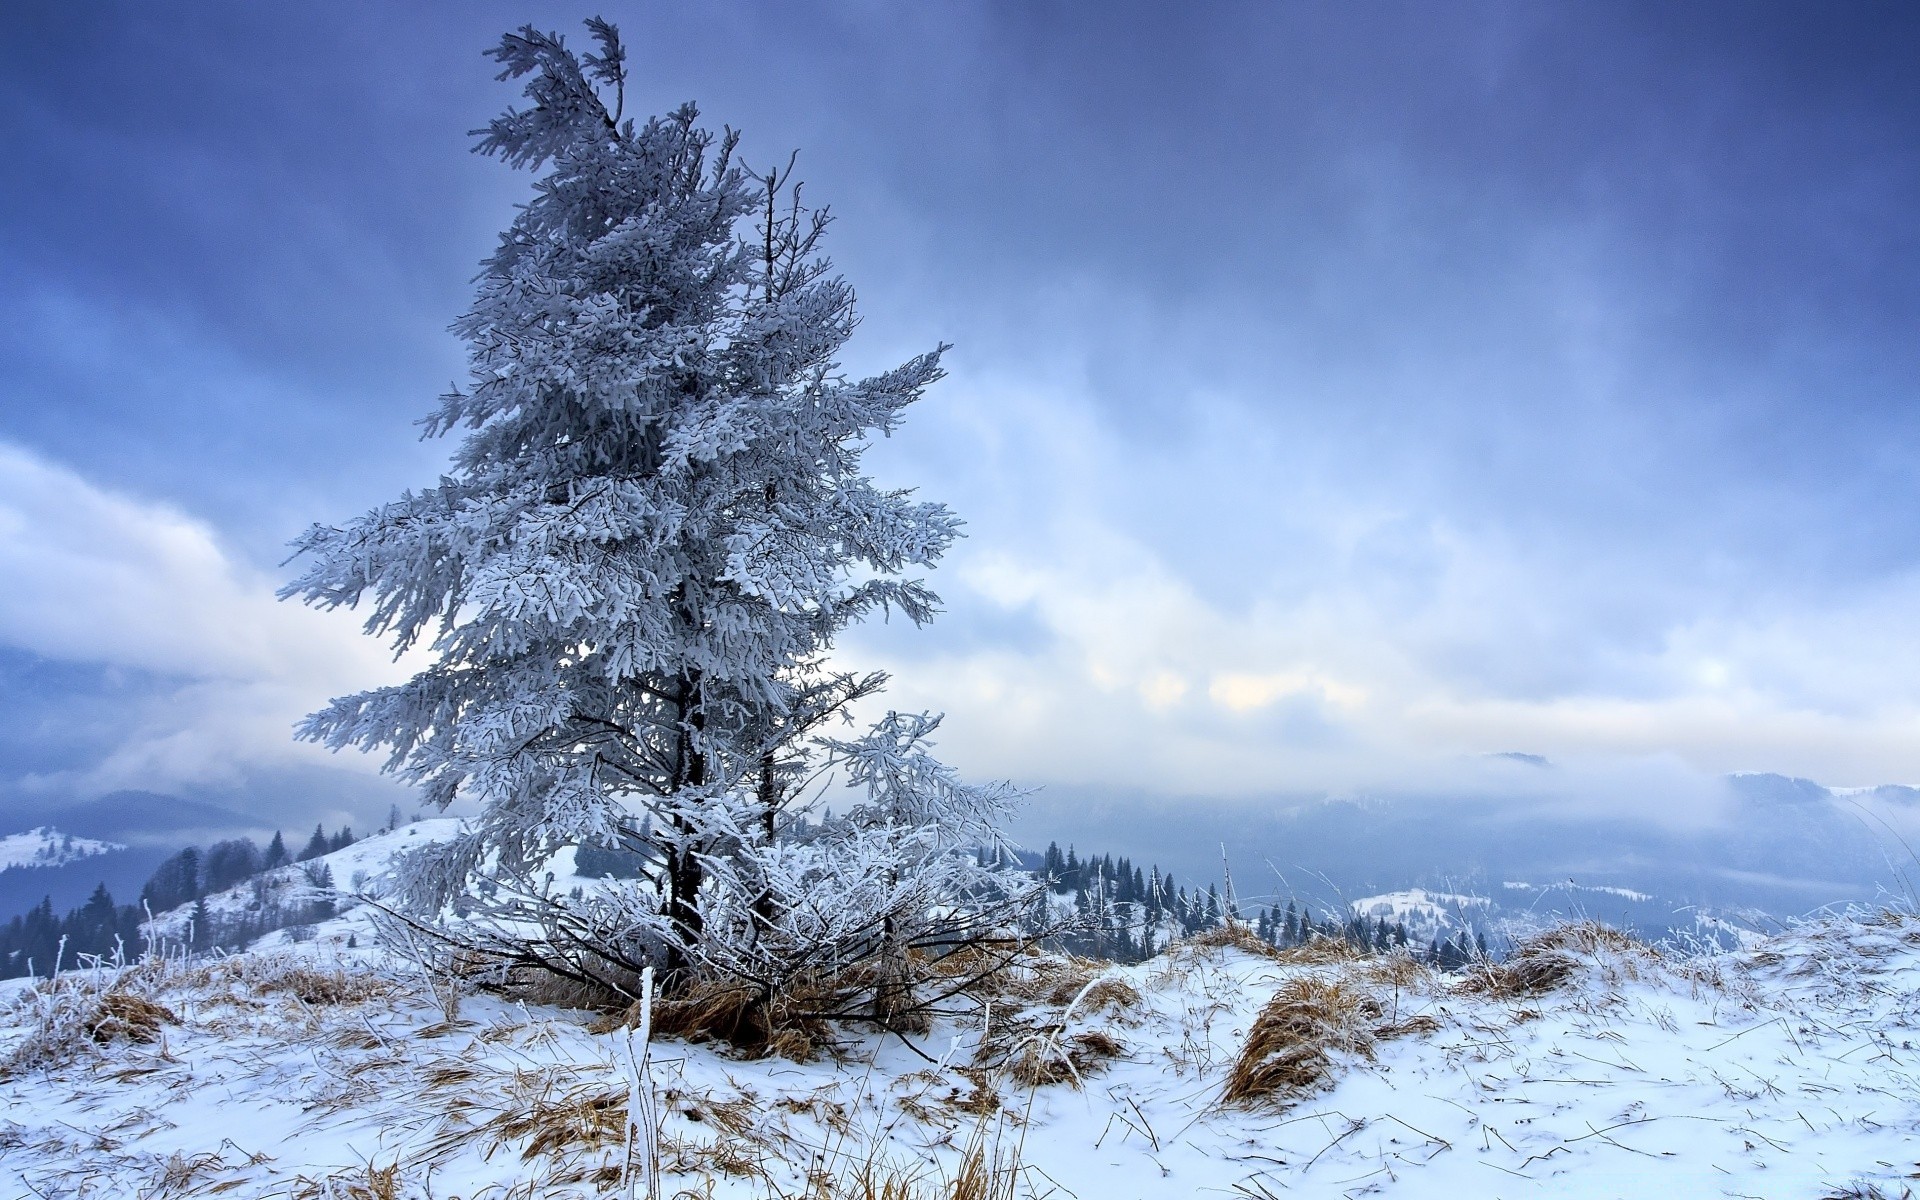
[1017,772,1920,929]
[4,791,266,846]
[0,792,269,921]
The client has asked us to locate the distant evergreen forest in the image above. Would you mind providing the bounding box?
[1031,842,1488,968]
[0,824,360,979]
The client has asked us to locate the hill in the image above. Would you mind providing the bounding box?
[4,831,1920,1197]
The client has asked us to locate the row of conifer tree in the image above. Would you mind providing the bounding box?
[0,824,362,979]
[1030,842,1490,967]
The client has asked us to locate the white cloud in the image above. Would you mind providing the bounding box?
[0,441,418,795]
[845,370,1920,812]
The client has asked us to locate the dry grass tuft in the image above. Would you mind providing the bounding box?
[1521,920,1643,956]
[1036,964,1101,1007]
[1178,927,1366,967]
[182,956,396,1008]
[1070,977,1143,1014]
[1222,976,1383,1105]
[1373,1012,1442,1039]
[289,1161,404,1200]
[953,949,1105,1008]
[1188,923,1288,960]
[974,1012,1127,1088]
[483,1082,628,1162]
[1356,952,1431,990]
[947,1135,1022,1200]
[764,1025,821,1061]
[1823,1184,1916,1200]
[948,1069,1001,1116]
[1065,1027,1126,1062]
[956,956,1140,1089]
[253,965,392,1006]
[598,977,830,1061]
[148,1149,232,1196]
[89,991,177,1045]
[637,979,760,1040]
[1277,936,1367,965]
[0,963,180,1076]
[780,1113,1024,1200]
[924,943,1018,985]
[1455,921,1648,1000]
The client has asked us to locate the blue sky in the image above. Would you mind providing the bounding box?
[3,2,1919,832]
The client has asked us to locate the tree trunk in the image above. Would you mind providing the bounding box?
[751,750,779,933]
[662,673,706,983]
[871,888,911,1029]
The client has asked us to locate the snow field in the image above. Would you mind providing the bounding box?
[5,907,1920,1197]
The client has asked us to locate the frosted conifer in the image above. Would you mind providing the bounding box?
[281,19,1023,1000]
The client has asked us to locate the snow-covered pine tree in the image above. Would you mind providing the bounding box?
[282,19,1022,1008]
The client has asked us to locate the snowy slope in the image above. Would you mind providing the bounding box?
[0,827,122,872]
[1350,888,1492,941]
[8,898,1920,1197]
[137,819,465,937]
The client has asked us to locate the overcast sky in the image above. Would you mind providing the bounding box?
[3,1,1919,833]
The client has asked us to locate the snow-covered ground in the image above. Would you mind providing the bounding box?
[0,827,121,873]
[8,862,1920,1197]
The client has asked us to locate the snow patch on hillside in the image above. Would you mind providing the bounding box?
[139,819,469,946]
[0,827,122,872]
[1351,888,1491,939]
[1504,880,1653,902]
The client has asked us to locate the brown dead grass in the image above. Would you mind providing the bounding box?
[982,952,1102,1006]
[1189,923,1289,959]
[781,1112,1023,1200]
[594,948,1032,1060]
[948,1068,1002,1116]
[1278,936,1368,965]
[596,977,832,1062]
[923,945,1111,1011]
[1173,927,1367,969]
[255,966,392,1006]
[1356,952,1432,990]
[183,956,396,1008]
[1374,1013,1442,1039]
[963,959,1139,1089]
[483,1082,628,1162]
[1454,921,1648,1000]
[946,1135,1021,1200]
[288,1162,403,1200]
[973,1010,1128,1088]
[924,942,1028,987]
[0,965,181,1076]
[1222,976,1384,1105]
[1064,977,1143,1015]
[89,991,177,1044]
[147,1150,233,1197]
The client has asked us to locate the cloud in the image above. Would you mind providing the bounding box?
[0,441,417,799]
[844,372,1920,813]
